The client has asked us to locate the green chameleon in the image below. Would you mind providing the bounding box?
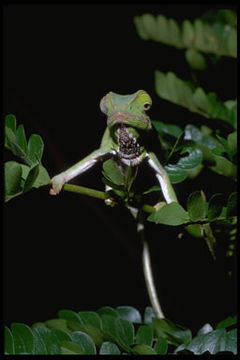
[49,90,178,319]
[49,90,177,205]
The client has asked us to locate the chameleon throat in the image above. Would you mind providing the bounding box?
[117,124,141,165]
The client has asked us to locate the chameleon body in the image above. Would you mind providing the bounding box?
[50,90,177,205]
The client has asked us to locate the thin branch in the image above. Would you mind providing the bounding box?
[62,183,236,224]
[63,183,108,200]
[140,226,165,319]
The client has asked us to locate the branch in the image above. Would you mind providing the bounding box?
[63,183,108,200]
[62,183,236,225]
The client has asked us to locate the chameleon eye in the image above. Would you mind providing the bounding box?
[143,102,151,111]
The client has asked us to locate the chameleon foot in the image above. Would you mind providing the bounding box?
[49,175,65,195]
[153,201,166,211]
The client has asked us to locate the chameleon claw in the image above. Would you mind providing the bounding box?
[105,197,117,207]
[49,175,64,195]
[153,201,166,211]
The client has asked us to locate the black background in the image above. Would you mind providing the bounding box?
[3,3,237,333]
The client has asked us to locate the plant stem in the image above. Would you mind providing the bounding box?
[63,183,164,318]
[62,184,236,223]
[139,225,165,319]
[63,183,108,200]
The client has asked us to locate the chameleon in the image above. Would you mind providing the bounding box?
[49,90,177,206]
[49,90,179,319]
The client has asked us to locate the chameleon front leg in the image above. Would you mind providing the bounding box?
[50,146,115,195]
[147,151,178,204]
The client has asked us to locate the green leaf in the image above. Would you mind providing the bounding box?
[23,164,40,193]
[165,131,185,163]
[175,328,237,355]
[58,309,83,325]
[72,331,96,355]
[196,323,213,335]
[101,314,118,341]
[5,114,17,134]
[224,100,237,129]
[227,131,237,158]
[16,124,28,154]
[115,318,134,346]
[32,326,60,354]
[184,124,218,149]
[20,164,50,188]
[100,315,133,352]
[99,341,121,355]
[165,147,203,184]
[154,337,168,354]
[152,318,192,346]
[51,328,72,344]
[102,158,124,186]
[187,190,207,221]
[224,328,237,354]
[32,331,48,354]
[116,306,142,324]
[5,114,17,150]
[155,71,236,126]
[216,134,228,148]
[177,148,203,169]
[5,127,32,166]
[72,323,104,347]
[134,13,236,57]
[135,325,153,346]
[185,49,207,70]
[35,165,50,186]
[78,311,102,330]
[210,154,237,181]
[226,192,237,218]
[5,327,15,354]
[186,224,203,238]
[44,318,72,335]
[97,306,118,318]
[216,316,237,329]
[152,120,182,138]
[28,134,44,164]
[11,323,34,355]
[60,340,85,354]
[155,71,194,112]
[207,193,224,221]
[4,161,22,200]
[144,307,156,325]
[148,202,190,226]
[132,344,156,355]
[164,164,188,184]
[211,145,226,156]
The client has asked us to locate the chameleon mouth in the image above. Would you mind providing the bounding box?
[108,112,152,129]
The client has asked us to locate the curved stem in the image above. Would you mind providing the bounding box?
[140,228,165,319]
[62,184,164,317]
[127,206,165,319]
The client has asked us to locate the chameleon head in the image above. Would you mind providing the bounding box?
[100,90,152,131]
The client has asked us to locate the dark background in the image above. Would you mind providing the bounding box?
[3,4,237,333]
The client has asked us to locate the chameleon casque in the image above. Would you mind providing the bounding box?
[49,90,177,207]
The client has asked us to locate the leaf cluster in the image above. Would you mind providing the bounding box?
[102,158,138,206]
[134,10,237,57]
[4,114,50,202]
[4,306,237,355]
[148,190,236,226]
[153,122,237,184]
[155,71,237,128]
[134,8,237,190]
